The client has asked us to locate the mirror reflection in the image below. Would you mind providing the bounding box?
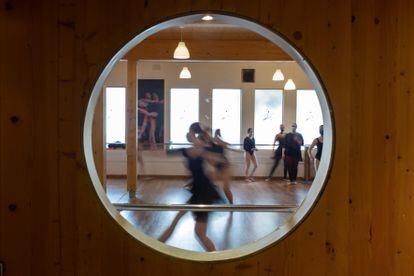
[92,17,325,252]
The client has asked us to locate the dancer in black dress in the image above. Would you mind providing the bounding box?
[283,123,304,184]
[266,124,288,181]
[243,128,258,182]
[159,123,226,251]
[309,125,324,172]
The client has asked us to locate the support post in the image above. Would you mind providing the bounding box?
[92,89,106,190]
[127,60,137,198]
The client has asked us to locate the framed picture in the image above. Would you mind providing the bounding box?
[137,79,165,148]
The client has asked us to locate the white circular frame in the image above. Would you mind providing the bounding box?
[83,12,335,262]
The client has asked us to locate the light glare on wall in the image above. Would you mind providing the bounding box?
[179,67,191,79]
[202,15,214,21]
[284,79,296,90]
[272,69,284,81]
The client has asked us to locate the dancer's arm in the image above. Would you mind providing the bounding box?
[309,138,317,160]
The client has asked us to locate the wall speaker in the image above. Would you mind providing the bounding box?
[242,69,255,83]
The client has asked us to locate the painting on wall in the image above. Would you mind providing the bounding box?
[137,79,165,149]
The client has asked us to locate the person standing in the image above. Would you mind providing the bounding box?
[243,128,258,182]
[283,123,304,184]
[266,124,288,181]
[309,125,324,172]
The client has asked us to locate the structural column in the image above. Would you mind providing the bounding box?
[92,89,107,190]
[127,60,138,198]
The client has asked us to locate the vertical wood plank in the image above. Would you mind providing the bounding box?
[127,60,137,197]
[93,90,107,189]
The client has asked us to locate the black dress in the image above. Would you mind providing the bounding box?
[205,142,229,172]
[315,138,323,160]
[170,148,224,220]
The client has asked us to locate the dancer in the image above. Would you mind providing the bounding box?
[283,123,304,184]
[309,125,324,172]
[159,123,226,252]
[266,124,288,181]
[243,128,258,182]
[209,129,240,204]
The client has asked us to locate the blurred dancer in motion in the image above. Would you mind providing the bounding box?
[159,123,227,252]
[266,124,288,181]
[210,129,245,204]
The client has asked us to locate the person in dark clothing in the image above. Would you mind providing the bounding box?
[283,123,304,184]
[309,125,324,172]
[243,128,258,182]
[159,122,226,252]
[266,124,288,181]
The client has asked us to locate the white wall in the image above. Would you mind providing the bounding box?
[103,60,316,177]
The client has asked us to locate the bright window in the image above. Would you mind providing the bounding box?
[170,88,199,143]
[296,90,323,145]
[254,89,283,145]
[105,87,126,144]
[212,89,241,144]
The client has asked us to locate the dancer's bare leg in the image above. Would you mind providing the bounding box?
[222,168,233,204]
[139,115,149,139]
[249,154,258,179]
[149,117,156,148]
[159,211,187,243]
[195,218,216,252]
[244,153,251,180]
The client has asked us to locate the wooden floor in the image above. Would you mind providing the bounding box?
[107,177,310,252]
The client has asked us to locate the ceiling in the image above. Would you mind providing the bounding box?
[124,22,292,61]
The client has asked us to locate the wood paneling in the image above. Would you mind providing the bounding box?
[124,25,291,60]
[125,39,291,61]
[0,0,413,275]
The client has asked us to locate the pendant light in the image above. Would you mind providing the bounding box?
[272,69,284,81]
[174,27,190,59]
[179,67,191,79]
[284,79,296,90]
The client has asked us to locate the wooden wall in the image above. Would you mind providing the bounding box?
[0,0,413,275]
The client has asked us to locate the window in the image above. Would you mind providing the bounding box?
[254,89,283,145]
[212,89,241,144]
[296,90,323,145]
[170,88,199,143]
[105,87,126,144]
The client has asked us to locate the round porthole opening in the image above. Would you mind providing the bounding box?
[83,12,334,261]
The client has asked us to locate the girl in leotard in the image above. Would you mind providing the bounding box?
[309,125,324,172]
[243,128,258,182]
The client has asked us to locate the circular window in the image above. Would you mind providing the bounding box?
[83,13,334,261]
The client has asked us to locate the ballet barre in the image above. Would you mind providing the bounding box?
[113,203,298,212]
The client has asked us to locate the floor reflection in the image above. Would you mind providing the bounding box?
[107,177,310,251]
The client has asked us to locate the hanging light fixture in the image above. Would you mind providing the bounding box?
[173,27,190,59]
[272,69,284,81]
[179,67,191,79]
[284,79,296,90]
